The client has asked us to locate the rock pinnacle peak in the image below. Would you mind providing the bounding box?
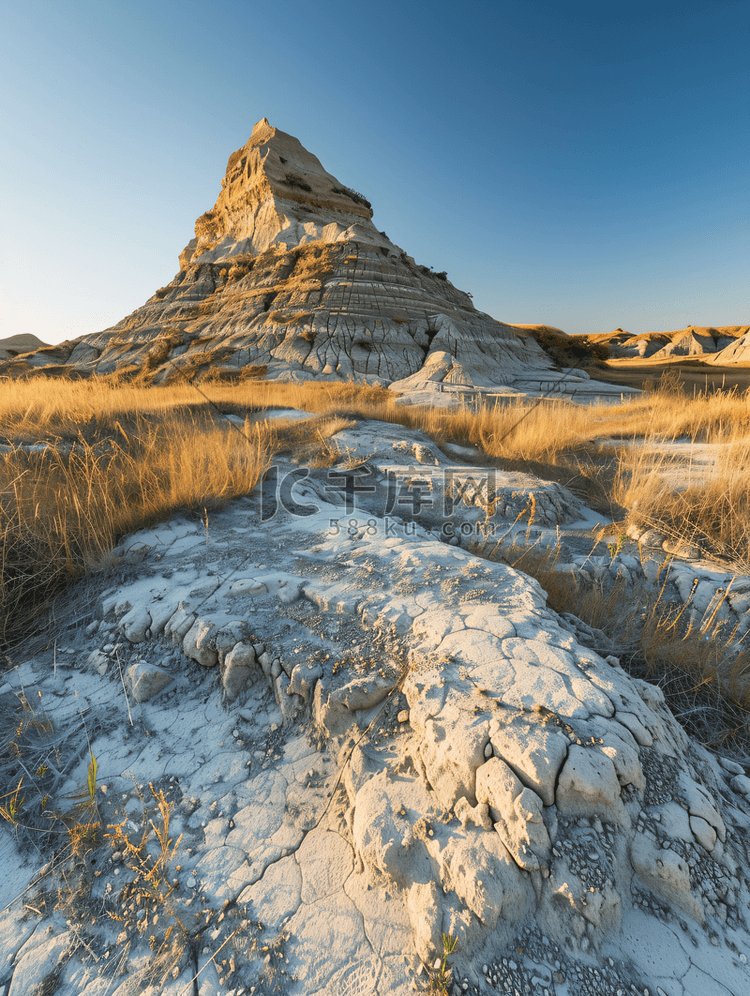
[252,116,272,135]
[178,118,384,267]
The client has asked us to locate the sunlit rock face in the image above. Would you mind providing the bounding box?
[1,118,554,386]
[178,116,391,264]
[653,329,738,358]
[707,329,750,363]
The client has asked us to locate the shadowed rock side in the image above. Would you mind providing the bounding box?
[0,119,564,390]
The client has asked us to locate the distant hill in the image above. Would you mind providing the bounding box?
[508,324,568,337]
[510,325,610,364]
[588,326,750,359]
[0,333,49,353]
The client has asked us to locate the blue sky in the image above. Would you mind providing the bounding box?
[1,0,747,344]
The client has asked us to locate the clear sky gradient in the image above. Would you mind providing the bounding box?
[1,0,747,345]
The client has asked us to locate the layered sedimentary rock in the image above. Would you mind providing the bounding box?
[0,119,570,390]
[177,116,390,264]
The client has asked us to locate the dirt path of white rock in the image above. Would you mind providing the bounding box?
[2,415,750,996]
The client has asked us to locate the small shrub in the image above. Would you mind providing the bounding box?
[332,186,372,210]
[284,173,313,192]
[0,778,25,826]
[424,933,458,994]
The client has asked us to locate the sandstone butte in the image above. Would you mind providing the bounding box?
[0,117,596,395]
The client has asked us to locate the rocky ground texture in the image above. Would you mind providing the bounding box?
[2,414,750,996]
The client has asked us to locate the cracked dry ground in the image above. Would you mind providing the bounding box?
[2,423,750,996]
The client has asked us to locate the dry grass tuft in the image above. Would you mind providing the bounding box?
[614,431,750,567]
[103,782,189,974]
[0,395,274,646]
[475,533,750,750]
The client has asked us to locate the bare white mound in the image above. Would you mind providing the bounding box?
[709,330,750,363]
[388,344,520,394]
[2,417,749,996]
[652,331,721,357]
[388,336,636,406]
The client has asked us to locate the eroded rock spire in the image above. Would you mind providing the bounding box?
[2,120,591,394]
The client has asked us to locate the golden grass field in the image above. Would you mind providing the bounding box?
[587,356,750,394]
[2,372,750,745]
